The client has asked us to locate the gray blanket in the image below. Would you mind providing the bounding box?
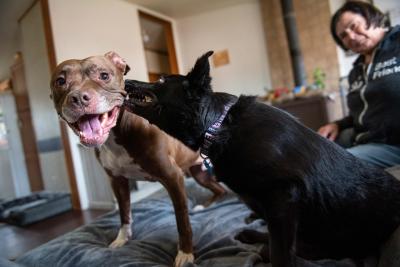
[13,180,400,267]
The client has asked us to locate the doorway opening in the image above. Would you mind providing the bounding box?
[138,11,179,82]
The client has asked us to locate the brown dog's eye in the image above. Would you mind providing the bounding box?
[100,72,109,81]
[55,77,66,86]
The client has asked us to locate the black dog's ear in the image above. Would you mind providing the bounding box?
[187,51,213,94]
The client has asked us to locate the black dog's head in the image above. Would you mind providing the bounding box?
[124,51,214,149]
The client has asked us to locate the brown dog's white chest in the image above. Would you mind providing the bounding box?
[97,132,154,181]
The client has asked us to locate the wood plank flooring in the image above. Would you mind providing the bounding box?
[0,209,110,260]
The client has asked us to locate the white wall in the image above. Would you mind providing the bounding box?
[376,0,400,14]
[20,4,60,140]
[48,0,148,81]
[376,0,400,28]
[20,2,70,193]
[176,0,271,96]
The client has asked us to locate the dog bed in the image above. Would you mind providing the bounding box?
[10,179,400,267]
[0,192,72,226]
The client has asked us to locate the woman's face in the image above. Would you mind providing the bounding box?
[336,11,384,55]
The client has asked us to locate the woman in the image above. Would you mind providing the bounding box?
[318,1,400,168]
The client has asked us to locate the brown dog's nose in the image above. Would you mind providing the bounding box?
[68,91,91,107]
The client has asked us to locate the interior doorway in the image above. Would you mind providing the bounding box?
[138,11,179,82]
[0,90,30,200]
[10,53,44,192]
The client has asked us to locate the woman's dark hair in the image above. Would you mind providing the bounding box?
[331,1,387,51]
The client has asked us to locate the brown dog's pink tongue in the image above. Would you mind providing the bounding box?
[79,115,102,137]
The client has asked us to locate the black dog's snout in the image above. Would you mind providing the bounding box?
[68,91,92,107]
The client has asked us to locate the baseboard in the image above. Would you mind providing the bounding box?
[131,182,163,203]
[88,182,164,208]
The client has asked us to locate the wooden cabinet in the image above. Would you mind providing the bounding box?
[273,95,330,131]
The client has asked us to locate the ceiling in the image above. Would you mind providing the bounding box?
[0,0,35,38]
[0,0,254,49]
[133,0,254,53]
[127,0,252,18]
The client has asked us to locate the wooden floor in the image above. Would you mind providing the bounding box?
[0,209,110,260]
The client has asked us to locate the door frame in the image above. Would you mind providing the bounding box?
[40,0,81,209]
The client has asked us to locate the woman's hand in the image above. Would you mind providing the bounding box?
[318,123,339,141]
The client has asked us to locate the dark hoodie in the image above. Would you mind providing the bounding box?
[336,25,400,146]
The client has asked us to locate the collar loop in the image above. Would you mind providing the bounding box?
[200,100,236,159]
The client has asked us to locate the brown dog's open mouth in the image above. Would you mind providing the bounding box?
[71,106,120,147]
[125,90,156,107]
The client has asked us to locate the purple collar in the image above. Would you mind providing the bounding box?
[200,100,236,159]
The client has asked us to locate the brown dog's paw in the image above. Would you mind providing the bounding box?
[173,250,194,267]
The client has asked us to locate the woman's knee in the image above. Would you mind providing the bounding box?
[346,144,400,168]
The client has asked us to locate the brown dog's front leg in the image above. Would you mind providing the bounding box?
[160,166,194,267]
[108,175,132,248]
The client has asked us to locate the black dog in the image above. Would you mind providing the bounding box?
[124,51,400,266]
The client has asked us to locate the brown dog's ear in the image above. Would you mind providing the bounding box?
[104,51,131,75]
[124,64,131,75]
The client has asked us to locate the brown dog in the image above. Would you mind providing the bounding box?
[49,52,225,267]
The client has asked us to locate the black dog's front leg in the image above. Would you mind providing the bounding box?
[268,215,298,267]
[235,229,270,262]
[267,201,297,267]
[268,216,355,267]
[236,229,269,244]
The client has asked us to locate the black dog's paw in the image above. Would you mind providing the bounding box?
[235,229,269,244]
[259,244,270,262]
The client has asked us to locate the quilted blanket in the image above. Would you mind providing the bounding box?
[14,180,400,267]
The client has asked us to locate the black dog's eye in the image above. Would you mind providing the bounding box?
[158,77,165,83]
[100,72,109,81]
[55,77,66,86]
